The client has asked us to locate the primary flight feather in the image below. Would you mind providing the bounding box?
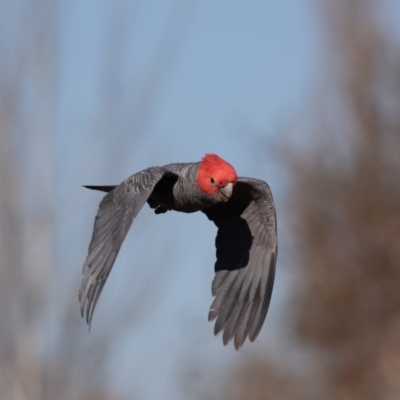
[79,154,277,350]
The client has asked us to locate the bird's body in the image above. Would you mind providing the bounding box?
[150,162,214,212]
[80,154,277,350]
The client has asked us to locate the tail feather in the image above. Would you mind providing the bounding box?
[83,185,117,193]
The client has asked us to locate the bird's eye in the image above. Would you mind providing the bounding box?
[210,177,215,184]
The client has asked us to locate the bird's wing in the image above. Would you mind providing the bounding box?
[79,167,178,326]
[202,177,277,350]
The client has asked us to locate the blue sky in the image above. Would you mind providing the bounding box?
[48,1,399,399]
[57,0,319,169]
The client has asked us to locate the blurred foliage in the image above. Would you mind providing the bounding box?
[0,1,133,398]
[291,1,400,398]
[196,0,400,399]
[0,0,184,398]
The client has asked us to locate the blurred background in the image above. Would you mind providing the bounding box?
[1,0,400,399]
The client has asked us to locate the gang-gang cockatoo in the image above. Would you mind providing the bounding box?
[79,154,277,350]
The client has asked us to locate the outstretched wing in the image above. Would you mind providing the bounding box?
[203,177,277,350]
[79,167,178,326]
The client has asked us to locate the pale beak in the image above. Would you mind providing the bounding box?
[219,182,233,200]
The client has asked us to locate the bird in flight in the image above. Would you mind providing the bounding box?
[79,154,277,350]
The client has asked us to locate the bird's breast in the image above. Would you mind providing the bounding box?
[171,180,217,213]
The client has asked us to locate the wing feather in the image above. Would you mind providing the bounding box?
[213,267,246,335]
[203,177,277,349]
[209,269,241,322]
[79,167,178,326]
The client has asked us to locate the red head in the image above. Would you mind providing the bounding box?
[196,154,238,198]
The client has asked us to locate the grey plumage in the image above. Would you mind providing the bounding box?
[203,178,277,349]
[79,157,277,350]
